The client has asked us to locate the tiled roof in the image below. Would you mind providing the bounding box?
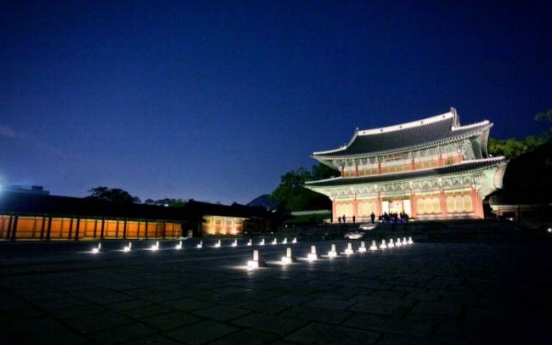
[0,191,190,221]
[313,109,491,158]
[306,157,506,187]
[0,193,271,221]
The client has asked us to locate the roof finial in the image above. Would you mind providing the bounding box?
[450,107,459,126]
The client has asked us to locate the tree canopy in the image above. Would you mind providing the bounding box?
[144,198,187,207]
[270,163,338,212]
[488,136,546,159]
[87,186,140,204]
[488,108,551,159]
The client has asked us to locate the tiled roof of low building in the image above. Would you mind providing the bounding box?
[313,109,491,158]
[0,191,189,221]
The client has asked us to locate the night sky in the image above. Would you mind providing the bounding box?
[1,1,551,204]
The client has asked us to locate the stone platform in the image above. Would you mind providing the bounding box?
[1,238,551,344]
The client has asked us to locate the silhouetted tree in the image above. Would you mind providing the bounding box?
[271,163,339,212]
[488,108,551,159]
[143,198,187,207]
[488,136,545,159]
[535,108,552,139]
[87,186,138,204]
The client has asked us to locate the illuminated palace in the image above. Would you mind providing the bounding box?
[305,108,508,221]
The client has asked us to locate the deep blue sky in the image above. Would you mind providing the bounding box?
[1,1,551,204]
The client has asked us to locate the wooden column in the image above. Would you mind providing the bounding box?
[46,216,52,241]
[100,218,105,239]
[410,193,417,218]
[10,214,18,241]
[74,217,80,241]
[353,197,358,221]
[40,216,46,240]
[68,218,73,240]
[332,199,337,223]
[438,146,444,167]
[376,193,382,216]
[93,219,98,238]
[471,188,483,219]
[6,215,13,240]
[439,190,447,218]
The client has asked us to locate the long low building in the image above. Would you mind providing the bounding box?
[305,108,508,222]
[0,191,272,241]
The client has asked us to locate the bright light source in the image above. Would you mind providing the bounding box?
[247,260,260,268]
[91,243,101,254]
[281,256,293,264]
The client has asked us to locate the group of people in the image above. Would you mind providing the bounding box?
[337,215,354,224]
[378,211,409,223]
[336,211,409,224]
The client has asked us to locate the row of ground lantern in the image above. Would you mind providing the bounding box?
[89,236,414,268]
[90,237,299,254]
[247,237,415,268]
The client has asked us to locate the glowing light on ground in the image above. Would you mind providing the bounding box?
[231,239,238,247]
[292,238,297,244]
[282,238,288,244]
[344,242,354,255]
[150,241,160,251]
[259,239,265,246]
[272,238,277,245]
[91,243,101,254]
[281,247,296,264]
[328,244,338,257]
[358,241,367,252]
[214,240,221,248]
[175,241,183,250]
[247,239,252,246]
[247,249,266,268]
[408,237,414,244]
[307,245,318,261]
[370,240,378,251]
[380,239,387,249]
[197,241,203,249]
[123,242,132,252]
[388,239,395,248]
[396,238,402,247]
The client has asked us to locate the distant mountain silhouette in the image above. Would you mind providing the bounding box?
[247,194,277,211]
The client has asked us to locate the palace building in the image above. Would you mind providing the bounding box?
[305,108,508,221]
[0,192,273,241]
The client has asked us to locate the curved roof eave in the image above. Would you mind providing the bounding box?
[306,156,507,187]
[313,124,492,162]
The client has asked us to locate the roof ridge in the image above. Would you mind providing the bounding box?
[313,109,457,156]
[357,110,454,137]
[451,120,489,131]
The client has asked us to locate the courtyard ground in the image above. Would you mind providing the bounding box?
[1,237,551,344]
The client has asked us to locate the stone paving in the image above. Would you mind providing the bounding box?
[1,238,551,344]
